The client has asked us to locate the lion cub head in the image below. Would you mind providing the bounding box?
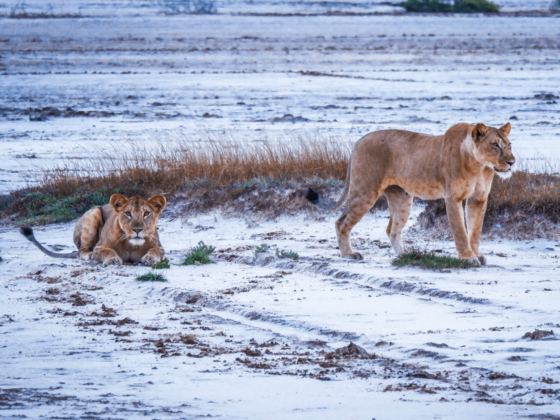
[110,194,167,246]
[471,122,516,179]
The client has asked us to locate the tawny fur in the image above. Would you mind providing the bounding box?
[75,194,167,265]
[22,194,167,266]
[335,122,515,265]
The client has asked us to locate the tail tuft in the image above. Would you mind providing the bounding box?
[20,226,34,238]
[18,226,77,259]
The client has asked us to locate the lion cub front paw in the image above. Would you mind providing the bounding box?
[104,255,123,266]
[78,251,92,261]
[141,253,161,266]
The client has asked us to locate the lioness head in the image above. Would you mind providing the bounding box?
[109,194,167,246]
[472,122,515,179]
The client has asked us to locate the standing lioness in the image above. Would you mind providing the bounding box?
[334,123,515,265]
[21,194,166,266]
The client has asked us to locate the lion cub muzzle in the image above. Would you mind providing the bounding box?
[130,227,145,246]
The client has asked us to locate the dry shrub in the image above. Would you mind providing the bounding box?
[418,171,560,239]
[176,181,341,219]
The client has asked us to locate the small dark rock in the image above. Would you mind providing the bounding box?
[269,114,309,123]
[522,329,554,340]
[305,187,319,205]
[507,356,526,362]
[326,342,371,359]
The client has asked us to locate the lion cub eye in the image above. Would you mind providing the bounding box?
[125,211,132,218]
[144,211,150,218]
[492,142,500,149]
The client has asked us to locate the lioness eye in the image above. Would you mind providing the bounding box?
[492,143,500,149]
[125,211,132,217]
[144,211,150,217]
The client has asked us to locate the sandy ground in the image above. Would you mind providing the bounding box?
[1,206,560,418]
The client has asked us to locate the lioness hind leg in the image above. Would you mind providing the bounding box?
[335,191,381,260]
[73,207,103,261]
[384,186,413,256]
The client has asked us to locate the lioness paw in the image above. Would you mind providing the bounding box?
[141,253,160,266]
[342,252,363,261]
[462,256,480,266]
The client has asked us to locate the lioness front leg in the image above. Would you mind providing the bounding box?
[92,247,123,265]
[444,196,480,266]
[466,196,488,265]
[141,247,165,266]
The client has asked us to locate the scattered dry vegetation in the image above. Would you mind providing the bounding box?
[1,135,559,239]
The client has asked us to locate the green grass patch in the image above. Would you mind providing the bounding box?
[255,244,271,254]
[136,272,167,282]
[400,0,499,13]
[10,187,112,225]
[392,250,475,270]
[151,258,170,269]
[275,249,299,261]
[454,0,499,12]
[400,0,453,12]
[182,241,216,265]
[1,184,141,226]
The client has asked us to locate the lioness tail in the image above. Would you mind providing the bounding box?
[332,160,351,211]
[19,227,78,259]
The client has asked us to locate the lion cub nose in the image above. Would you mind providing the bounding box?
[506,160,515,166]
[132,228,143,234]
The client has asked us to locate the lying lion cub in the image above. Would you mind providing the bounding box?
[334,122,515,265]
[21,194,166,266]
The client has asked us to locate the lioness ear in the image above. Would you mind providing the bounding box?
[110,194,129,213]
[147,195,166,214]
[499,122,511,136]
[472,123,489,142]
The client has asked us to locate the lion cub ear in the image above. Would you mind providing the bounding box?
[499,122,511,136]
[110,194,129,213]
[472,123,489,142]
[147,195,167,214]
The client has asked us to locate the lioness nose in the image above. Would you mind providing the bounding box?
[506,160,515,166]
[132,228,143,234]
